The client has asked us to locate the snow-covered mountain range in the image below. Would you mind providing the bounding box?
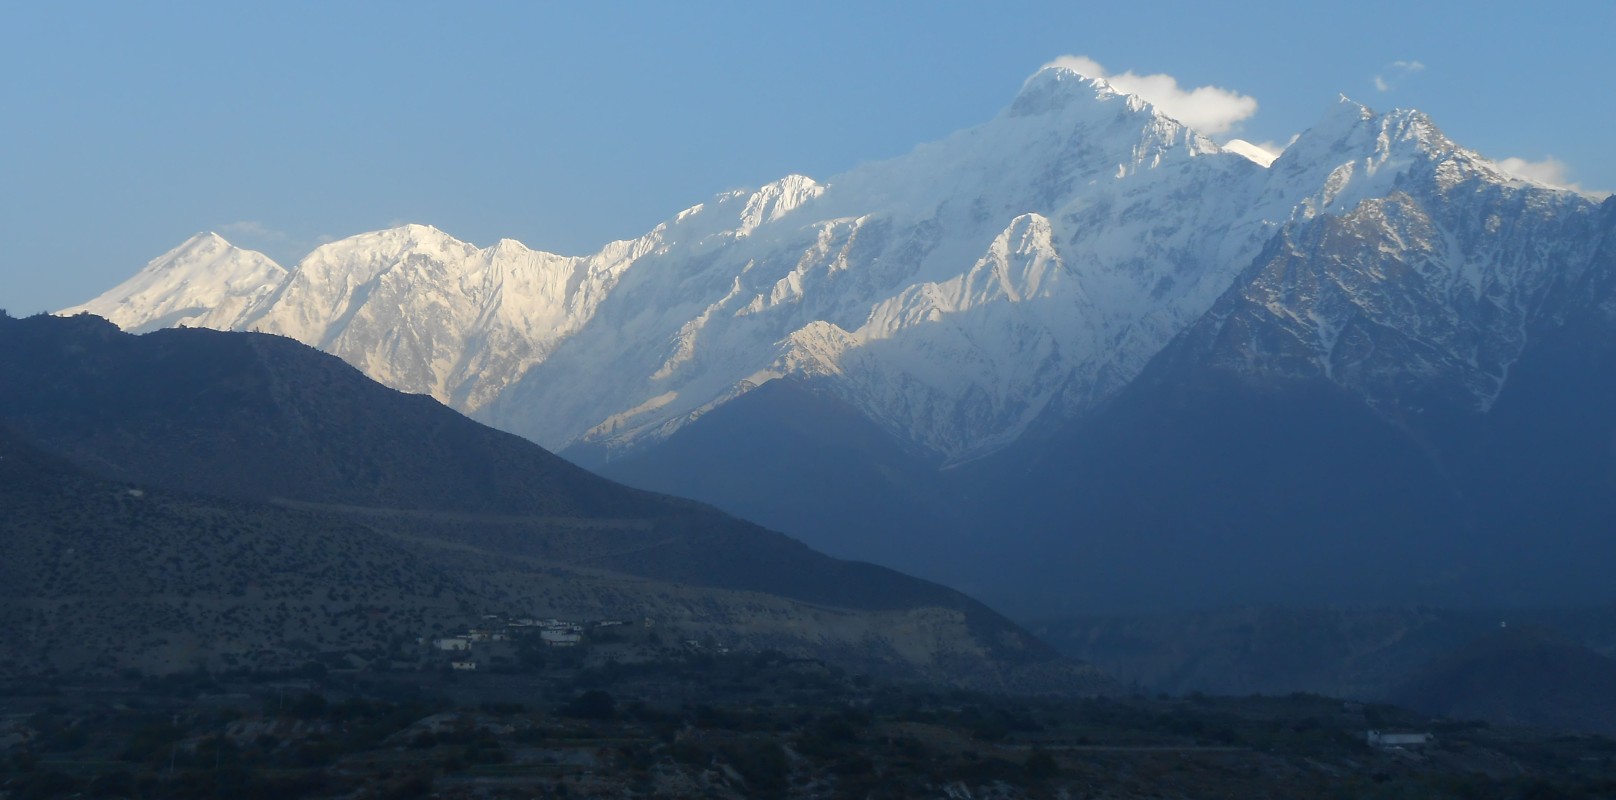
[72,66,1599,467]
[65,64,1616,614]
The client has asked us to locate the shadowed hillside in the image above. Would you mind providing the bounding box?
[0,311,1110,693]
[1392,626,1616,735]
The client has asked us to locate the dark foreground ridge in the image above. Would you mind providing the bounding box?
[2,663,1613,799]
[0,311,1107,694]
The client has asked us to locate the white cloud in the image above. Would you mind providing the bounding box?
[1496,156,1570,186]
[218,220,285,240]
[1043,55,1107,80]
[1496,155,1588,189]
[1038,55,1258,135]
[1495,155,1611,196]
[1373,60,1425,93]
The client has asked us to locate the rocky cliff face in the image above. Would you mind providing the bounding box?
[1171,103,1605,421]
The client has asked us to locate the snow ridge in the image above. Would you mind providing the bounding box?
[64,66,1604,462]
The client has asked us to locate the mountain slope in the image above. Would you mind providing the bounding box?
[69,68,1406,464]
[483,70,1283,462]
[72,73,1602,470]
[1391,626,1616,735]
[592,378,968,573]
[0,423,480,676]
[0,311,1109,691]
[597,105,1616,614]
[61,67,1616,620]
[951,177,1616,615]
[1171,105,1604,422]
[78,232,287,334]
[0,425,1092,685]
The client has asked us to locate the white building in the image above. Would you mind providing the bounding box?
[1367,730,1435,748]
[540,630,581,647]
[433,637,471,651]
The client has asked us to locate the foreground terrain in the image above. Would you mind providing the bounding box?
[1035,606,1616,735]
[3,652,1614,800]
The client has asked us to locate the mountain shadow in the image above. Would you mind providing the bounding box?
[589,378,973,580]
[1391,625,1616,735]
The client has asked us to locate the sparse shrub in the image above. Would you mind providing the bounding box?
[290,691,329,719]
[9,768,83,800]
[366,768,434,799]
[85,768,136,798]
[295,739,339,767]
[1024,749,1058,781]
[832,753,875,777]
[668,741,711,768]
[560,689,616,720]
[463,741,508,765]
[723,741,790,798]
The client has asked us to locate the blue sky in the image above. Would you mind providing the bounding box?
[3,1,1612,314]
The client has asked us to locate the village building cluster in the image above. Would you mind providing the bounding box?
[425,614,637,671]
[1366,730,1436,749]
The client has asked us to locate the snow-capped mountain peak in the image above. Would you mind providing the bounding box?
[166,231,236,262]
[1264,96,1467,224]
[736,174,824,236]
[475,74,1287,458]
[1002,66,1219,161]
[64,73,1603,467]
[1008,65,1121,116]
[64,232,286,334]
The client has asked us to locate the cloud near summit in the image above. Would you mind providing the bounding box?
[1495,155,1607,196]
[1373,59,1425,93]
[1039,55,1258,136]
[219,220,285,241]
